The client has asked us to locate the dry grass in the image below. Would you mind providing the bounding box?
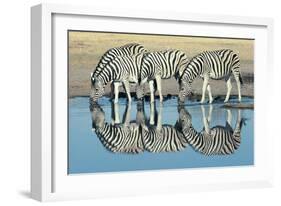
[68,31,254,97]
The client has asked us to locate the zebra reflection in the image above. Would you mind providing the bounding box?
[139,102,188,153]
[90,102,143,154]
[177,105,244,155]
[91,101,188,154]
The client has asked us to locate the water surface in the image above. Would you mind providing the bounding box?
[68,97,254,174]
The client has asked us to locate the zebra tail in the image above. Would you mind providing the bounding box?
[240,118,247,128]
[239,72,244,85]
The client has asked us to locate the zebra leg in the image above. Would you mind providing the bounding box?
[226,109,232,125]
[149,102,155,125]
[114,82,121,104]
[224,78,232,103]
[123,80,132,103]
[149,80,155,103]
[207,84,213,104]
[234,109,242,130]
[156,103,163,131]
[123,103,131,126]
[234,76,242,102]
[110,83,114,99]
[113,102,120,124]
[201,105,210,134]
[155,76,163,102]
[207,105,213,123]
[200,77,209,103]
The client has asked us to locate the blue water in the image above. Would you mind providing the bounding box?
[68,97,254,174]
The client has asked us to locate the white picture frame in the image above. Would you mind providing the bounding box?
[31,3,274,202]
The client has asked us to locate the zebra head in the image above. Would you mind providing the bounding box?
[178,77,193,104]
[90,78,105,102]
[90,102,105,132]
[177,106,192,129]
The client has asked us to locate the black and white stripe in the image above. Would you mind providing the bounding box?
[142,125,188,153]
[90,103,144,154]
[96,123,143,154]
[183,126,242,155]
[90,43,146,102]
[178,49,243,104]
[140,102,188,153]
[178,106,243,156]
[139,50,189,102]
[90,53,144,103]
[90,102,188,154]
[91,43,146,81]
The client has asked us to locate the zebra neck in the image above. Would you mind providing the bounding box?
[184,126,210,153]
[183,126,203,142]
[96,75,110,85]
[184,56,204,83]
[95,123,111,137]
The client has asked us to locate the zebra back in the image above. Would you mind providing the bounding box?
[181,49,241,83]
[141,49,189,82]
[95,53,144,85]
[96,123,144,154]
[92,43,146,81]
[183,122,242,156]
[177,106,243,156]
[142,125,188,153]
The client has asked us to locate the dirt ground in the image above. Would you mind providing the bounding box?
[68,31,254,98]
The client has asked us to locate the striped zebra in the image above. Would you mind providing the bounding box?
[177,105,244,156]
[91,53,145,103]
[140,102,188,153]
[139,50,189,102]
[178,49,243,104]
[90,43,146,102]
[90,102,144,154]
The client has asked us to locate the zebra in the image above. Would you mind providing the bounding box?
[139,50,189,103]
[178,49,243,104]
[177,105,244,156]
[90,101,144,154]
[90,100,188,154]
[91,53,145,103]
[140,102,188,153]
[90,43,146,102]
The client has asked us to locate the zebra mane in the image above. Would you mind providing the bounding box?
[179,53,203,80]
[118,43,142,48]
[92,43,146,79]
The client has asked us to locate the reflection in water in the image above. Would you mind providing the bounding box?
[90,101,245,156]
[140,102,188,153]
[90,102,143,154]
[178,105,245,155]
